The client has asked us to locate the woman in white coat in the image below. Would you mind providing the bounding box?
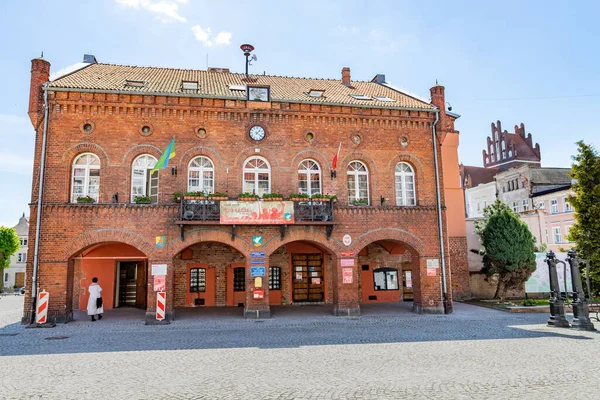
[87,277,104,321]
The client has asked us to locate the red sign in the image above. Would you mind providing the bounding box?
[220,201,294,224]
[253,288,265,299]
[341,258,355,267]
[343,267,353,284]
[154,275,166,291]
[341,252,355,258]
[427,268,437,277]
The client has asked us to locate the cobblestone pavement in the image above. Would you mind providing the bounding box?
[1,296,599,399]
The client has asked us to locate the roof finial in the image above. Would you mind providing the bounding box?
[435,79,438,85]
[41,51,43,58]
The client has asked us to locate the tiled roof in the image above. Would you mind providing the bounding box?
[530,168,572,195]
[461,165,499,188]
[48,63,435,110]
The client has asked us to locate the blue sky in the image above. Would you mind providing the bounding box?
[0,0,598,227]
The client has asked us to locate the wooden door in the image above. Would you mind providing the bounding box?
[292,254,324,302]
[118,262,137,307]
[135,262,147,309]
[15,272,25,288]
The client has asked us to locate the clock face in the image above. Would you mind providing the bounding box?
[249,125,266,141]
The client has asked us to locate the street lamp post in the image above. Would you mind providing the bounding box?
[566,248,596,331]
[546,250,570,328]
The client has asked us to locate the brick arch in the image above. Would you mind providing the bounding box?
[339,151,379,204]
[61,229,154,260]
[168,228,253,257]
[289,150,331,173]
[61,142,110,166]
[350,228,425,256]
[262,228,343,257]
[177,146,226,172]
[121,144,163,165]
[233,148,280,192]
[386,153,425,206]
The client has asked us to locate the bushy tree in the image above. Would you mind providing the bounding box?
[567,141,600,295]
[474,200,536,300]
[0,226,21,291]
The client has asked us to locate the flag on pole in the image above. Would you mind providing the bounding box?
[151,137,176,172]
[332,142,342,170]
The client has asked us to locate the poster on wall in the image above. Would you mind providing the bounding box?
[312,277,321,285]
[343,267,353,284]
[151,264,167,276]
[153,275,166,291]
[405,271,413,288]
[296,273,303,280]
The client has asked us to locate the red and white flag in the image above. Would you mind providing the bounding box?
[332,142,342,170]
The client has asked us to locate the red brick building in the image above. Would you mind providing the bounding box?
[25,54,468,323]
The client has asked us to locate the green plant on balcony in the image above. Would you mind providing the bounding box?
[238,192,260,201]
[208,192,229,201]
[323,194,338,202]
[289,193,310,201]
[76,195,95,204]
[184,191,206,199]
[262,192,283,201]
[351,198,369,206]
[173,191,182,202]
[133,196,152,204]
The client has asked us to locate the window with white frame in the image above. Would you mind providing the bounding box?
[347,161,369,204]
[395,162,416,206]
[553,227,562,244]
[522,199,529,211]
[545,228,549,244]
[297,159,321,196]
[564,197,573,212]
[243,156,271,196]
[512,201,519,212]
[131,154,158,203]
[550,199,559,214]
[17,252,26,263]
[71,153,100,203]
[188,156,215,194]
[20,238,27,246]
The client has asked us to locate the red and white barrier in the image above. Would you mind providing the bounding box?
[156,291,166,321]
[36,291,49,324]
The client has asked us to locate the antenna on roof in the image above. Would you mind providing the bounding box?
[41,51,43,58]
[240,44,256,76]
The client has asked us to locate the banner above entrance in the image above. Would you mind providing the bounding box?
[220,201,294,224]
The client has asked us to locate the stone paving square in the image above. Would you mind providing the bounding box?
[1,295,599,399]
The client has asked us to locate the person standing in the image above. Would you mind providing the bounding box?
[87,277,104,321]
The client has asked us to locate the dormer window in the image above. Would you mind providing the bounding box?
[350,94,372,101]
[308,89,325,98]
[373,96,395,102]
[228,84,246,92]
[125,79,146,88]
[182,81,199,90]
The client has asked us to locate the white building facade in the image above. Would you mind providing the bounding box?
[3,214,28,289]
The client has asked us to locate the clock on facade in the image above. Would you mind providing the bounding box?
[249,125,266,141]
[248,87,269,102]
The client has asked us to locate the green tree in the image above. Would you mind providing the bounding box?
[0,226,21,291]
[474,199,537,300]
[567,141,600,295]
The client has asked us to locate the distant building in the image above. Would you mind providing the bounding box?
[3,214,28,289]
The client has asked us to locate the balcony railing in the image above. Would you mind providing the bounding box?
[179,198,335,223]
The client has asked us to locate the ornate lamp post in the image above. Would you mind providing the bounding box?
[566,248,596,331]
[546,250,570,328]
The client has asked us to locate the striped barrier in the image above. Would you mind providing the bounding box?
[156,291,166,321]
[36,291,49,324]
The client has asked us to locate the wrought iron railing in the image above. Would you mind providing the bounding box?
[180,199,221,221]
[293,200,335,222]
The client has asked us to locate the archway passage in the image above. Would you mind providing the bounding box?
[357,240,420,312]
[173,241,246,309]
[71,242,148,312]
[268,240,335,307]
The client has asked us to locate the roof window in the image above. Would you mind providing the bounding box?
[182,81,199,90]
[308,89,325,98]
[125,79,146,88]
[373,96,395,102]
[228,84,246,91]
[350,94,372,101]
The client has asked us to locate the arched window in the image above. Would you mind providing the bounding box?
[131,154,158,203]
[243,156,271,196]
[395,162,416,206]
[71,153,100,203]
[188,156,214,194]
[298,159,321,196]
[347,161,369,205]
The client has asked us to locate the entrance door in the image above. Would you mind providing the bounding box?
[292,253,324,302]
[15,272,25,287]
[135,262,147,309]
[117,262,138,307]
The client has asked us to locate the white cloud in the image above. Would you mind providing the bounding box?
[336,24,359,34]
[115,0,187,23]
[191,25,232,47]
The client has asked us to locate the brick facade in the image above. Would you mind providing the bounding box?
[23,56,468,323]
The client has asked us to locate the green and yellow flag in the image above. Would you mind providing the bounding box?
[151,137,176,172]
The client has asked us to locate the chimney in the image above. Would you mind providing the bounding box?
[28,56,50,129]
[372,74,386,84]
[342,67,351,86]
